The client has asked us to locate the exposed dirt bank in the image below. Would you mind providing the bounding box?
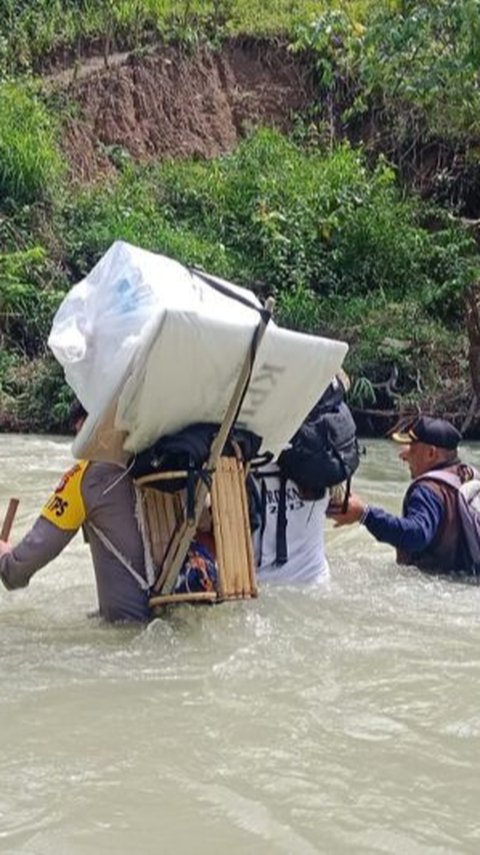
[57,38,313,183]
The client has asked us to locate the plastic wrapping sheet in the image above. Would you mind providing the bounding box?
[49,241,348,462]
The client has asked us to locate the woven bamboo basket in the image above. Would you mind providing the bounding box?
[135,452,257,611]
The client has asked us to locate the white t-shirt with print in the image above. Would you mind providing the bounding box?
[253,465,329,585]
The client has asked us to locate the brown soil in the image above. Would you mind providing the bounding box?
[58,38,313,183]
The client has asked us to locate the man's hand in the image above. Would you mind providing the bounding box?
[0,539,12,557]
[327,493,367,527]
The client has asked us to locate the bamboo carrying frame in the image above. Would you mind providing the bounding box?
[136,295,274,613]
[135,446,258,612]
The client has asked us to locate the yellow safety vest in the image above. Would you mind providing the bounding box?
[41,460,89,531]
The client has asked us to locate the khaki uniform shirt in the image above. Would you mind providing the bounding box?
[0,461,151,622]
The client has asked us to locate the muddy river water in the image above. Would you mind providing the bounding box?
[1,434,479,854]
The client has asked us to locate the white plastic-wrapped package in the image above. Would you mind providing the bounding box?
[49,241,201,418]
[49,240,348,462]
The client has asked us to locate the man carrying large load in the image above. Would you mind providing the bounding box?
[0,242,349,620]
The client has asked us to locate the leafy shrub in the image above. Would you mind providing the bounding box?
[62,167,240,281]
[290,1,480,144]
[62,129,478,321]
[13,356,73,432]
[153,130,478,304]
[0,246,66,354]
[0,81,63,205]
[359,0,480,140]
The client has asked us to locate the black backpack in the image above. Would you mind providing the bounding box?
[130,422,263,520]
[260,378,360,566]
[277,381,359,501]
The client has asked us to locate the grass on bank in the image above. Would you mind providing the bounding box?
[0,0,370,74]
[0,80,63,205]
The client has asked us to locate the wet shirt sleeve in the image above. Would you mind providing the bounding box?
[0,461,88,591]
[0,517,76,590]
[362,484,444,553]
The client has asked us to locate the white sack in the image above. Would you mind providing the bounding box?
[49,240,348,462]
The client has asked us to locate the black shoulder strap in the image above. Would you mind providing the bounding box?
[341,478,352,513]
[275,473,288,566]
[190,268,271,451]
[190,268,271,324]
[257,477,267,567]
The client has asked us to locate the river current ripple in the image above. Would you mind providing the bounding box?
[0,435,479,855]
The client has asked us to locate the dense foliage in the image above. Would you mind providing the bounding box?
[0,0,348,75]
[64,131,478,317]
[290,1,480,209]
[0,81,63,204]
[292,1,480,136]
[61,131,477,414]
[0,0,479,431]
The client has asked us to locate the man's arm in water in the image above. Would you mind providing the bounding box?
[0,517,76,590]
[328,484,444,553]
[0,462,88,590]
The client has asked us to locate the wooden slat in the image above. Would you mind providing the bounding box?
[215,459,231,593]
[225,458,243,595]
[135,470,188,486]
[232,455,255,594]
[154,297,274,596]
[138,446,259,609]
[236,462,258,597]
[141,488,182,569]
[210,467,226,600]
[150,590,218,608]
[210,455,256,600]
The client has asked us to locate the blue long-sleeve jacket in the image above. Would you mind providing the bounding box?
[362,484,444,553]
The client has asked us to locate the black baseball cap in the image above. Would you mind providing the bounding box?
[391,416,462,450]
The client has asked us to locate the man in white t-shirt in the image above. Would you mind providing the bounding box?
[251,370,357,586]
[252,465,330,585]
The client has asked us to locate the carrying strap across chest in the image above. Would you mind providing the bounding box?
[412,465,479,493]
[87,521,152,592]
[276,473,288,566]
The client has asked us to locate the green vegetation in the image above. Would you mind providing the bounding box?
[0,1,480,432]
[64,132,477,312]
[291,1,480,136]
[0,0,364,75]
[0,81,63,204]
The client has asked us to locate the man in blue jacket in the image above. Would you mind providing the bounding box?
[329,416,475,575]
